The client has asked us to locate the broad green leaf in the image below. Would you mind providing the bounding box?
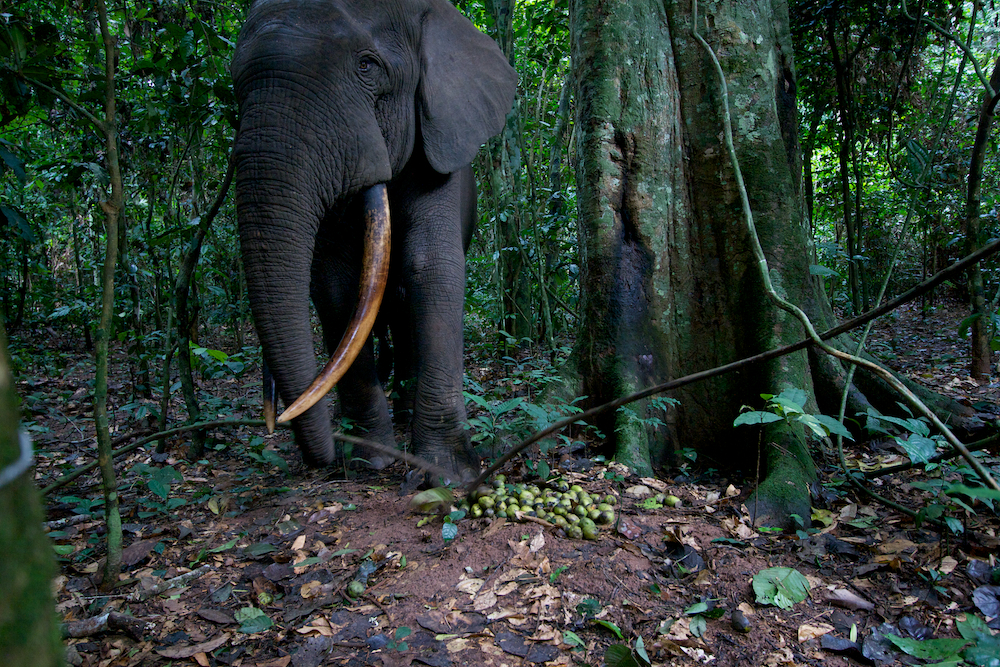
[441,523,458,541]
[684,601,709,615]
[956,614,991,640]
[813,414,854,440]
[962,633,1000,666]
[244,543,278,557]
[884,633,968,660]
[776,388,808,410]
[946,484,1000,502]
[209,538,238,553]
[595,619,623,639]
[734,411,783,427]
[753,567,811,609]
[898,434,937,464]
[604,645,643,667]
[261,449,289,473]
[809,264,840,277]
[495,397,524,415]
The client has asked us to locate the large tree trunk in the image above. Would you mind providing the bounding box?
[963,58,1000,383]
[0,320,62,666]
[569,0,979,526]
[570,0,828,523]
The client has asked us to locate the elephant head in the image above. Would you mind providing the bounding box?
[232,0,516,467]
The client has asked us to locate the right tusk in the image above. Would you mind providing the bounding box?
[277,184,391,423]
[263,360,277,434]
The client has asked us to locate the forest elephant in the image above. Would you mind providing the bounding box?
[231,0,517,480]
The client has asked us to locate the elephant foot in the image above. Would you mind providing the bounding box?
[404,441,481,489]
[336,437,398,470]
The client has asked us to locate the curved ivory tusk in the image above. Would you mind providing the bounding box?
[263,360,277,434]
[277,184,391,424]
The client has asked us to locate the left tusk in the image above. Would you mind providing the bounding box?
[277,184,391,423]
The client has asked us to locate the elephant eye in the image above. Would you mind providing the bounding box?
[358,56,379,74]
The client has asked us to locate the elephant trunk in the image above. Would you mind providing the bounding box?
[277,185,391,423]
[236,155,335,464]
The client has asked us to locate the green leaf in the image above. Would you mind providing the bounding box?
[956,614,991,640]
[239,613,274,634]
[563,630,585,648]
[209,538,238,553]
[946,484,1000,502]
[394,626,412,641]
[261,449,289,473]
[734,411,783,427]
[441,523,458,541]
[898,434,937,464]
[813,414,854,440]
[884,633,968,660]
[634,636,650,665]
[495,396,524,415]
[684,601,709,615]
[769,395,805,415]
[0,145,27,184]
[753,567,811,609]
[148,479,169,500]
[577,598,601,617]
[776,388,808,410]
[244,543,279,557]
[959,313,983,338]
[604,644,643,667]
[595,619,623,639]
[962,633,1000,666]
[689,614,707,637]
[809,264,841,277]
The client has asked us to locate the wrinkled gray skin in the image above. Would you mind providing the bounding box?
[232,0,516,479]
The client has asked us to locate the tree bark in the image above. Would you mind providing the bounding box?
[485,0,533,343]
[93,0,125,589]
[570,0,823,522]
[0,319,62,667]
[963,58,1000,382]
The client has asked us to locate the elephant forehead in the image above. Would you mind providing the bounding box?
[242,0,415,40]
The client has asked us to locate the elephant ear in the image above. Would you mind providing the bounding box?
[418,0,517,174]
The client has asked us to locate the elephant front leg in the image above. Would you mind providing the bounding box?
[312,235,396,470]
[397,180,479,484]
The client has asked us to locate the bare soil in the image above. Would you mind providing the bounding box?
[17,292,1000,666]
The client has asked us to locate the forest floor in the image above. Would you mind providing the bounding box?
[18,291,1000,667]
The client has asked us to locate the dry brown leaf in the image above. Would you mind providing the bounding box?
[823,588,874,611]
[155,633,229,659]
[446,637,471,652]
[797,622,833,642]
[456,577,485,596]
[877,538,916,555]
[299,580,323,599]
[473,590,498,611]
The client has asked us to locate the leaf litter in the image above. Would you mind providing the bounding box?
[18,292,1000,665]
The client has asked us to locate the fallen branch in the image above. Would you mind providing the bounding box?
[132,563,212,602]
[63,611,152,640]
[464,237,1000,494]
[42,419,269,495]
[863,432,1000,479]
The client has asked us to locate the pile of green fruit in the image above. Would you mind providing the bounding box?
[458,475,617,540]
